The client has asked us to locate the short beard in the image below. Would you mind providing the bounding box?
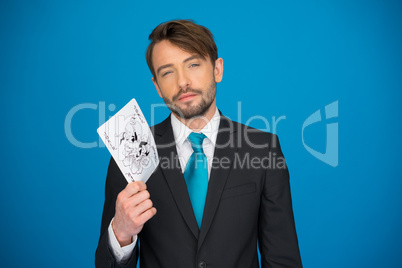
[162,81,216,120]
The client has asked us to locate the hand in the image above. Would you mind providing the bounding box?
[112,181,157,247]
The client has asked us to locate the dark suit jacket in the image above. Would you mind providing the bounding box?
[95,114,303,268]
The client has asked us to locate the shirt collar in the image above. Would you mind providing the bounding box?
[171,108,220,147]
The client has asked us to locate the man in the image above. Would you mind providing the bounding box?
[95,19,303,268]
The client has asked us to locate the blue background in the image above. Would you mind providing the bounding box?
[1,0,401,267]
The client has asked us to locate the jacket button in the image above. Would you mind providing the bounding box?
[198,260,207,268]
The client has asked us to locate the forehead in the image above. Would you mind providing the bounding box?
[152,40,207,68]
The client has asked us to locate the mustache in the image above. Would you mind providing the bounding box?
[172,88,203,102]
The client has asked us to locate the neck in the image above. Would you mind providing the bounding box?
[173,100,217,131]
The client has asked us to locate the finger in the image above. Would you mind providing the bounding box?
[134,207,157,227]
[127,181,147,195]
[127,199,154,224]
[120,181,147,199]
[117,190,151,216]
[126,190,151,207]
[133,198,154,216]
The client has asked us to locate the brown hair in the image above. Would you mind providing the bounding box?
[146,19,218,79]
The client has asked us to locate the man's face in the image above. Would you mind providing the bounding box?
[151,40,223,119]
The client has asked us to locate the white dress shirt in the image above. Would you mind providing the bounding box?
[108,108,221,263]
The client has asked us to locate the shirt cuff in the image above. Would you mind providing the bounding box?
[108,218,137,263]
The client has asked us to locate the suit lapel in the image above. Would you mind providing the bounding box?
[154,116,199,239]
[198,115,238,249]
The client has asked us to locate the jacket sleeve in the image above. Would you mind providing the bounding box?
[95,157,139,268]
[258,134,303,267]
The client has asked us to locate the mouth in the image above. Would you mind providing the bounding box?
[178,93,197,102]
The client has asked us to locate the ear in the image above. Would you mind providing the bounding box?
[214,58,224,83]
[152,77,163,98]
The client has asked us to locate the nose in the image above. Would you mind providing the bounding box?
[177,69,191,91]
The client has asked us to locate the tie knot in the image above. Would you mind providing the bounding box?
[187,132,206,153]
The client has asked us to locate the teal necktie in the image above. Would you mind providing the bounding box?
[184,132,208,229]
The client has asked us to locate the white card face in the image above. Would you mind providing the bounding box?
[97,99,159,184]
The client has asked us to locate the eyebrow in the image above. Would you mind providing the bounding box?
[183,55,201,63]
[156,55,202,76]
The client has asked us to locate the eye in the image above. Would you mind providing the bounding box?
[161,71,172,77]
[189,63,200,68]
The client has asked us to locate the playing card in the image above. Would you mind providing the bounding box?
[97,99,159,184]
